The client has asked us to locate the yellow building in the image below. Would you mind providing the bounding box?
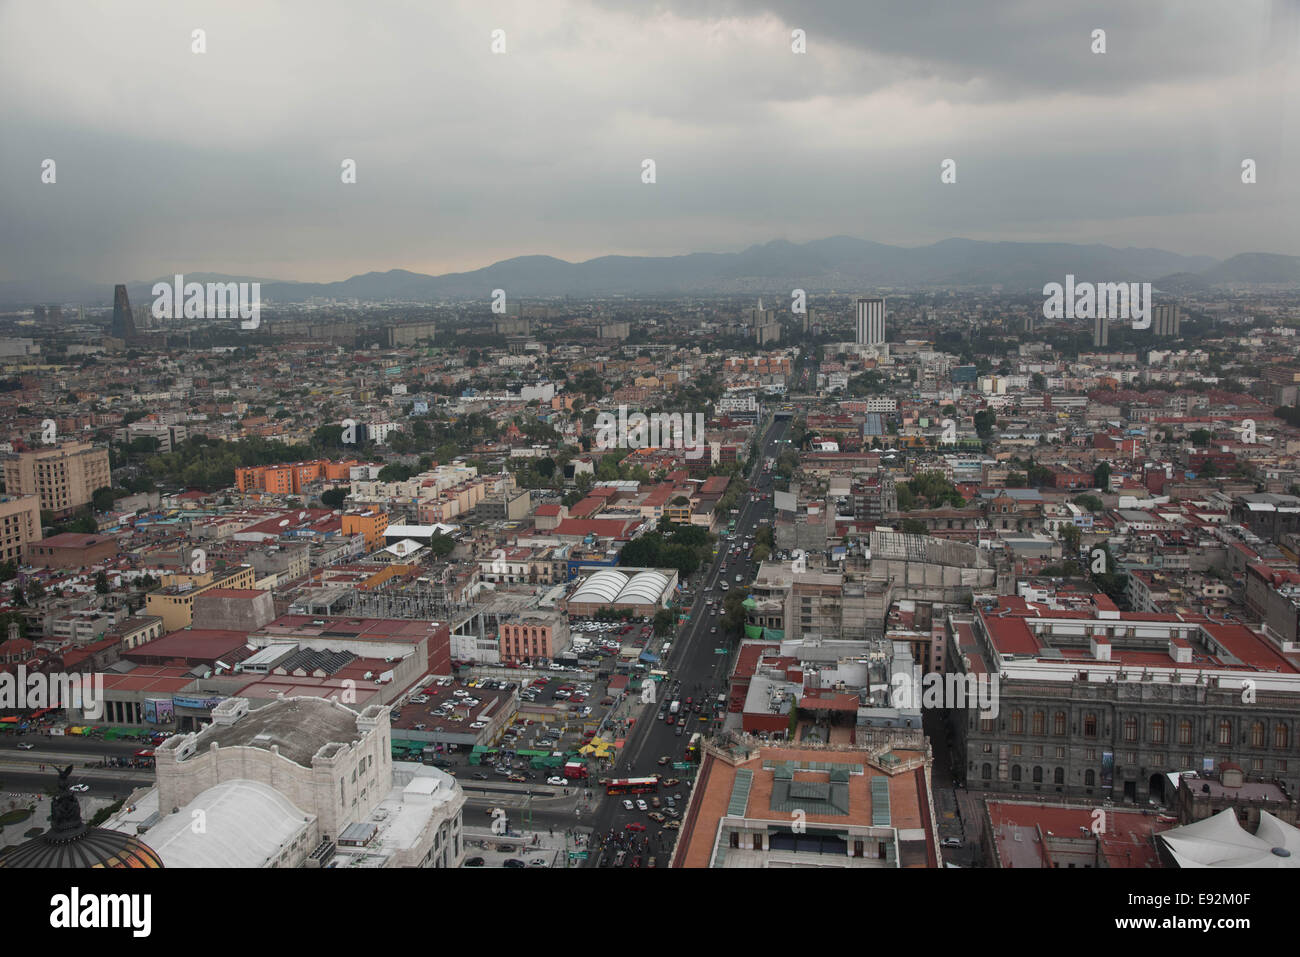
[145,565,256,632]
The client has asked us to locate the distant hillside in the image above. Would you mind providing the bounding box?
[0,236,1247,307]
[1196,253,1300,285]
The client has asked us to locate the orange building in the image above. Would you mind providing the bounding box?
[235,459,359,494]
[341,507,390,551]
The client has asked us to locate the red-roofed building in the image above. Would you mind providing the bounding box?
[25,532,119,568]
[985,800,1173,868]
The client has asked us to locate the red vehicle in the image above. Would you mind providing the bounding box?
[626,822,647,832]
[665,715,674,726]
[563,761,588,780]
[606,777,660,796]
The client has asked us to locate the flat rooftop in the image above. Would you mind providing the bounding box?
[197,697,363,767]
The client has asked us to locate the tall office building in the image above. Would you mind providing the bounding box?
[111,284,137,342]
[856,297,885,346]
[1093,314,1109,349]
[748,298,774,330]
[1153,304,1180,338]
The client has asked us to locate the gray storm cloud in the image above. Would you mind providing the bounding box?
[0,0,1296,286]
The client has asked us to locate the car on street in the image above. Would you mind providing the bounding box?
[16,742,35,750]
[465,857,486,867]
[626,822,647,832]
[661,778,680,787]
[503,859,526,868]
[635,799,648,811]
[648,811,666,823]
[663,819,680,830]
[623,799,634,810]
[546,776,568,786]
[941,838,962,848]
[70,784,90,792]
[657,755,670,765]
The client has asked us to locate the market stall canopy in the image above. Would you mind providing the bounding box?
[1160,807,1300,867]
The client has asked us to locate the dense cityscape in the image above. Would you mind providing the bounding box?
[1,0,1292,939]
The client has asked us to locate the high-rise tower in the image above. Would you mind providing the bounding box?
[856,297,885,346]
[111,284,137,342]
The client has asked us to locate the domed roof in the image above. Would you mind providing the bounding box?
[0,825,163,869]
[0,764,162,869]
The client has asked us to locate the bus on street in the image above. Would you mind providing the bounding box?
[605,776,660,795]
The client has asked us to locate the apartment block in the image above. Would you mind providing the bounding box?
[4,441,111,515]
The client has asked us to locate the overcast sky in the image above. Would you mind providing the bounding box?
[2,0,1298,283]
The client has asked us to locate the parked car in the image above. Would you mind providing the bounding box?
[503,859,527,868]
[464,857,486,867]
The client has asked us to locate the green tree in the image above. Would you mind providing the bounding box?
[320,486,349,509]
[1060,523,1081,556]
[95,570,110,594]
[1093,462,1112,491]
[426,533,456,558]
[653,608,675,637]
[1073,494,1104,513]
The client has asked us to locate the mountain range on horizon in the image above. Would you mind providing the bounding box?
[5,237,1300,309]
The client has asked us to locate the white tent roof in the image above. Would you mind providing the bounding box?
[1160,807,1300,868]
